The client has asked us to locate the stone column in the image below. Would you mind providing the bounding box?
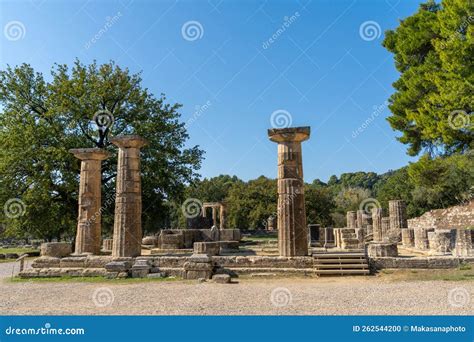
[356,210,369,228]
[212,206,217,226]
[111,135,148,257]
[371,208,383,242]
[347,211,357,228]
[219,204,226,229]
[381,217,390,240]
[267,216,275,231]
[69,148,110,255]
[268,127,310,256]
[389,199,407,232]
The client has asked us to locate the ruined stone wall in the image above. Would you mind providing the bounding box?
[407,200,474,230]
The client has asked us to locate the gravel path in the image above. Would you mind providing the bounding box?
[0,261,472,315]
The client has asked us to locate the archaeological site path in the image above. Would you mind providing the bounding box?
[1,262,472,315]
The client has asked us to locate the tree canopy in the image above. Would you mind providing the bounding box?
[383,0,473,156]
[0,60,203,240]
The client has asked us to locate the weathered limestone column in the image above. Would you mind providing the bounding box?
[69,148,110,255]
[219,203,226,229]
[356,210,370,228]
[111,135,148,257]
[347,211,357,228]
[268,127,310,256]
[371,208,383,242]
[389,199,407,232]
[381,217,390,240]
[212,206,218,226]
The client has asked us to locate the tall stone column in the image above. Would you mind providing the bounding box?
[212,206,218,226]
[69,148,110,255]
[389,200,407,241]
[347,211,357,228]
[357,210,369,228]
[381,217,390,240]
[219,204,226,229]
[268,127,310,257]
[371,208,383,242]
[111,135,148,257]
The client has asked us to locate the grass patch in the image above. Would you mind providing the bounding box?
[380,266,474,282]
[0,248,39,255]
[9,276,184,284]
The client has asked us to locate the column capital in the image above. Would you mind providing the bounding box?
[69,148,110,161]
[268,126,310,143]
[111,135,148,149]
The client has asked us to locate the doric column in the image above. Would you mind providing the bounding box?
[69,148,110,255]
[219,203,226,229]
[389,200,407,229]
[268,127,310,256]
[347,211,357,228]
[371,208,383,242]
[389,200,407,240]
[111,135,148,257]
[356,210,369,228]
[381,217,390,240]
[212,206,217,226]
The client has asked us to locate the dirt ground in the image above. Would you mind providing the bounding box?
[0,261,472,315]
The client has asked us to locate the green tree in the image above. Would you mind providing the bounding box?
[0,60,203,240]
[383,0,473,156]
[305,183,335,227]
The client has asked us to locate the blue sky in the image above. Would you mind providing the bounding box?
[1,0,423,182]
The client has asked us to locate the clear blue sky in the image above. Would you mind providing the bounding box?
[1,0,423,182]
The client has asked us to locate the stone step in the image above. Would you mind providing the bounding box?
[314,258,367,264]
[312,252,365,258]
[316,269,370,275]
[314,263,369,269]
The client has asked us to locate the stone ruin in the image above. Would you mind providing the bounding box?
[19,129,474,280]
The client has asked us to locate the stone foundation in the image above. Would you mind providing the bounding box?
[367,242,398,257]
[40,242,72,258]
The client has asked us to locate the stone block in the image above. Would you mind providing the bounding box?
[158,231,184,249]
[31,256,60,268]
[401,228,415,247]
[212,274,231,284]
[194,242,220,256]
[219,229,241,242]
[105,260,132,272]
[85,256,113,268]
[82,268,108,277]
[414,227,434,250]
[59,256,86,268]
[40,242,72,258]
[367,242,398,257]
[142,236,158,246]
